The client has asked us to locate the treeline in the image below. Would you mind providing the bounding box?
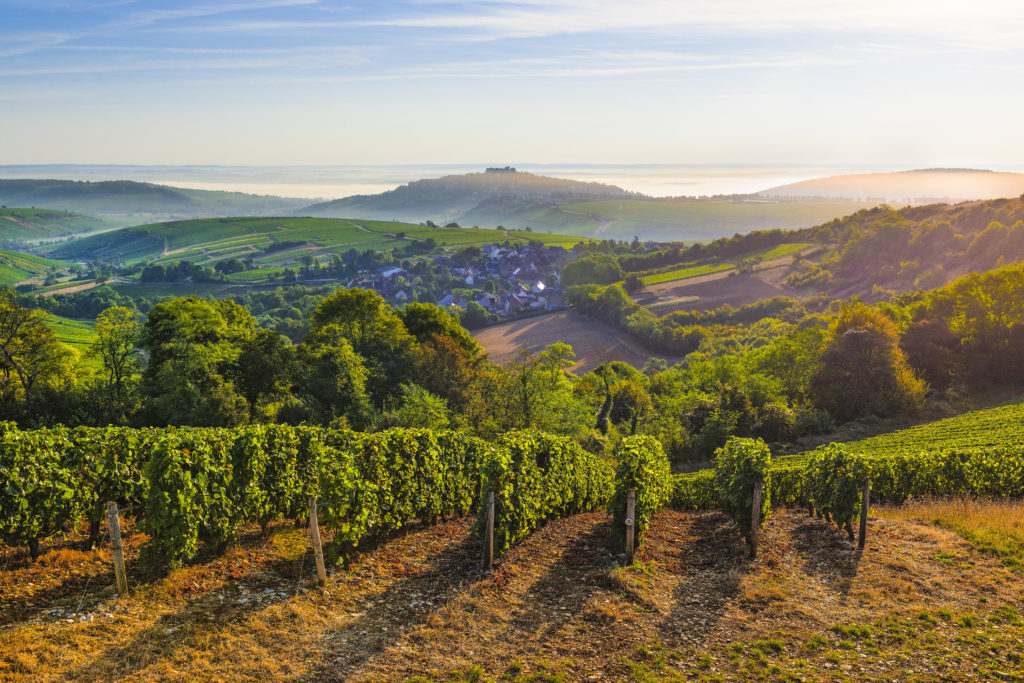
[788,197,1024,294]
[569,263,1024,462]
[7,262,1024,469]
[618,229,794,273]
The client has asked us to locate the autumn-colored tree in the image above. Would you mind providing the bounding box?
[810,302,926,423]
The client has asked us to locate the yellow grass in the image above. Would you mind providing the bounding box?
[878,498,1024,571]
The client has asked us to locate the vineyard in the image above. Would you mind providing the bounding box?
[5,401,1024,583]
[673,400,1024,523]
[3,411,1024,679]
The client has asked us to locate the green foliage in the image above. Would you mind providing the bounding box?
[713,437,772,543]
[479,431,613,558]
[66,426,150,530]
[669,470,718,510]
[561,252,624,287]
[803,444,868,532]
[139,432,205,569]
[810,302,926,423]
[609,436,671,551]
[0,423,84,555]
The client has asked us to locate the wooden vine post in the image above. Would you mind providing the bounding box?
[482,490,495,571]
[858,479,870,550]
[749,479,763,559]
[307,497,327,586]
[105,501,128,597]
[624,488,636,565]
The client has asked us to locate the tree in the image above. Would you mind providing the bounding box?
[92,306,141,422]
[293,324,371,427]
[624,273,644,294]
[413,332,483,411]
[378,383,451,430]
[900,320,959,391]
[309,288,416,405]
[233,328,293,419]
[560,253,624,287]
[460,301,490,330]
[397,302,480,356]
[538,342,576,384]
[810,302,926,423]
[138,297,255,426]
[0,291,78,405]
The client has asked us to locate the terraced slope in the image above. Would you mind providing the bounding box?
[50,216,583,266]
[0,250,68,286]
[0,208,113,241]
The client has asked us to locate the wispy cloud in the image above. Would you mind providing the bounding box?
[0,46,365,77]
[0,32,77,58]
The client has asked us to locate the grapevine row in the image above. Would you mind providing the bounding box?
[0,423,613,570]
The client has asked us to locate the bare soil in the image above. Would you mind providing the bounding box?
[474,310,683,373]
[1,509,1021,681]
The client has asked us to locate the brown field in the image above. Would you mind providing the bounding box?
[473,310,682,373]
[1,507,1022,681]
[640,255,808,315]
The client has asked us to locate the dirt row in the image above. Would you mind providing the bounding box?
[0,509,1021,681]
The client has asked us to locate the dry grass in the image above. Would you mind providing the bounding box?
[1,508,1022,681]
[878,497,1024,571]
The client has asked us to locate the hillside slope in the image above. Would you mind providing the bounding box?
[50,216,582,266]
[0,250,68,286]
[300,169,636,224]
[0,208,115,241]
[301,170,876,241]
[760,168,1024,203]
[787,196,1024,297]
[0,179,309,217]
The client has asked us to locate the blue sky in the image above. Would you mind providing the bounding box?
[2,0,1024,166]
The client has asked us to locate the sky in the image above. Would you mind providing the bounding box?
[3,0,1024,167]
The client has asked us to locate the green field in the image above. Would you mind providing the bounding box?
[641,262,733,285]
[49,216,585,267]
[0,208,115,241]
[43,314,100,371]
[830,399,1024,459]
[745,242,813,261]
[0,250,68,286]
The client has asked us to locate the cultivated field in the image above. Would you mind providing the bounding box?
[48,217,584,269]
[0,250,67,286]
[474,310,682,372]
[0,208,115,241]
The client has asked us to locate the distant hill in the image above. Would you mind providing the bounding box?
[298,169,878,241]
[300,169,637,224]
[759,168,1024,203]
[0,207,115,242]
[0,179,309,218]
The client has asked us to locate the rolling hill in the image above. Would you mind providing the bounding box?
[0,208,116,242]
[513,197,875,241]
[0,179,309,218]
[300,169,876,241]
[0,250,68,286]
[49,216,583,266]
[300,168,636,223]
[760,168,1024,203]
